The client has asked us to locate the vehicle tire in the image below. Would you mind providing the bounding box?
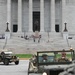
[15,61,19,65]
[4,59,9,65]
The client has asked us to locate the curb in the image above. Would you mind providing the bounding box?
[19,58,29,60]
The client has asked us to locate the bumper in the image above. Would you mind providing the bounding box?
[9,58,19,62]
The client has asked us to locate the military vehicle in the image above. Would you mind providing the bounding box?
[59,61,75,75]
[59,65,75,75]
[0,51,19,65]
[28,49,75,75]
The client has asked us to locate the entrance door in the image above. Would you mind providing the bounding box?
[13,24,18,32]
[55,24,59,32]
[33,12,40,32]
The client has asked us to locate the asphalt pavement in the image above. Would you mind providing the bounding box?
[0,60,29,75]
[1,60,69,75]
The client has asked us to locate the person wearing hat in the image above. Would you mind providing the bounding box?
[40,54,50,63]
[58,52,69,62]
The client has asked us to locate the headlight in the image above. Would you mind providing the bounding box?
[42,72,47,75]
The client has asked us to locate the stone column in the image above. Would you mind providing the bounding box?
[18,0,22,32]
[7,0,11,32]
[29,0,33,32]
[51,0,55,32]
[62,0,66,32]
[40,0,44,32]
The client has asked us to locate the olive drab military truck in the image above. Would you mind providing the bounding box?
[28,49,75,75]
[0,50,19,65]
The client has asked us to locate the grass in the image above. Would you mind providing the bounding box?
[16,54,32,58]
[15,54,72,59]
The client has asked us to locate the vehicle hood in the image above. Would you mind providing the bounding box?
[41,63,75,70]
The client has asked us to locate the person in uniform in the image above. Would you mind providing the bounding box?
[58,52,69,62]
[40,54,50,63]
[29,54,37,72]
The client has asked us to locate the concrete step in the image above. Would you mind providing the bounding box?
[0,32,75,54]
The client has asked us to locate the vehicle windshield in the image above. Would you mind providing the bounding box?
[38,52,55,63]
[37,50,74,65]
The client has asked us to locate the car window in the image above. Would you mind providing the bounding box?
[38,53,55,63]
[37,51,74,65]
[56,52,72,62]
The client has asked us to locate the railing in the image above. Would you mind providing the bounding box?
[66,36,71,48]
[3,37,7,49]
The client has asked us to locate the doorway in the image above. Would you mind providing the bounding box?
[13,24,18,32]
[33,12,40,32]
[55,24,59,32]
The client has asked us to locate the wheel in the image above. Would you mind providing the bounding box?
[4,59,9,65]
[15,61,19,65]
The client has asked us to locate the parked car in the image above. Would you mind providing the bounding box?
[28,49,75,75]
[0,51,19,65]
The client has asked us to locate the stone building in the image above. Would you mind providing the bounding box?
[0,0,75,35]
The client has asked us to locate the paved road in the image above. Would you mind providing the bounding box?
[0,60,29,75]
[1,60,70,75]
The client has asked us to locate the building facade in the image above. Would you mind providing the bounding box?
[0,0,75,35]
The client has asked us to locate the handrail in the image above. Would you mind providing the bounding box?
[66,36,71,48]
[3,37,7,49]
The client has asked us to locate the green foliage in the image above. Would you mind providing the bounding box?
[56,54,72,59]
[16,54,32,58]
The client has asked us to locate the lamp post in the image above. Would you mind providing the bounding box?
[64,23,68,32]
[6,22,10,32]
[5,22,10,39]
[63,22,68,40]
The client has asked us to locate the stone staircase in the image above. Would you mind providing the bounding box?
[0,32,75,54]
